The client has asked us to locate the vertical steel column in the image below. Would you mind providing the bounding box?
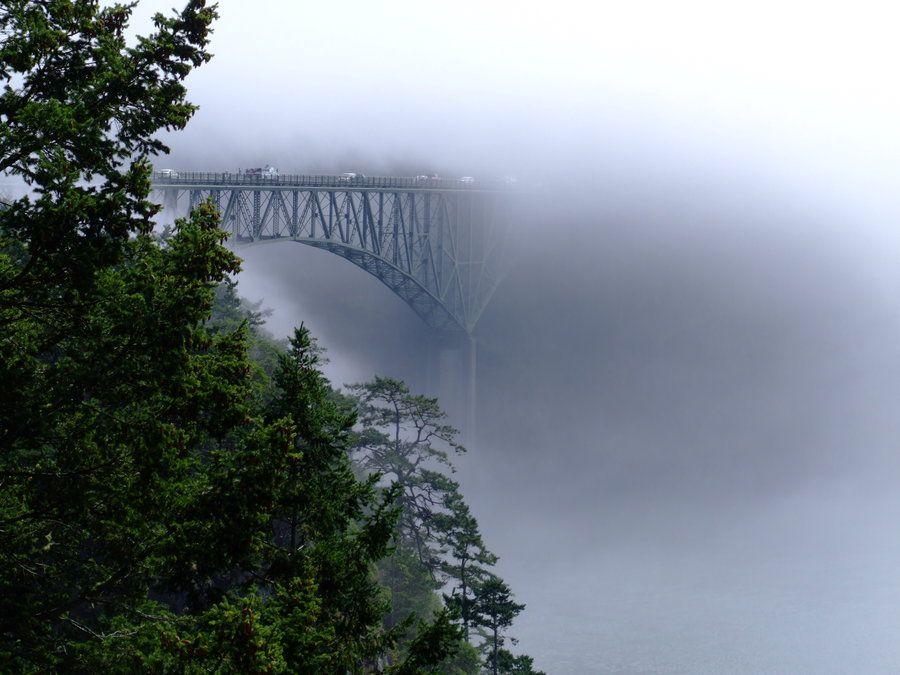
[392,192,400,265]
[252,190,260,239]
[378,192,384,246]
[422,192,432,289]
[328,191,335,239]
[466,335,477,445]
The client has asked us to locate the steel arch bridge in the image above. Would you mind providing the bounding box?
[152,172,516,333]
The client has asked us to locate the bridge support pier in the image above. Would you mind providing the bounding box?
[162,188,178,218]
[466,335,477,446]
[425,331,478,446]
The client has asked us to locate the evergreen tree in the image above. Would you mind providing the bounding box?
[1,1,222,666]
[493,648,547,674]
[257,326,403,670]
[348,377,543,672]
[388,608,464,675]
[349,377,484,667]
[438,491,497,639]
[470,576,525,675]
[349,376,465,575]
[209,278,283,399]
[379,541,444,631]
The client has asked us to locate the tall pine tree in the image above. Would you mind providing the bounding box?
[471,576,525,675]
[438,491,498,640]
[349,376,465,575]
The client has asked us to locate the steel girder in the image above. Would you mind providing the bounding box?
[153,182,513,333]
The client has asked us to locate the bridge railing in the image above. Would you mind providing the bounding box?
[150,171,512,191]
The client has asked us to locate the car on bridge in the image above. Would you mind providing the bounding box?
[159,168,179,179]
[339,172,367,183]
[459,176,475,184]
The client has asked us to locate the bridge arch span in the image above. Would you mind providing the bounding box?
[153,172,516,334]
[236,237,465,331]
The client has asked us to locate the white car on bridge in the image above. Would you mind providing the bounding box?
[339,172,366,183]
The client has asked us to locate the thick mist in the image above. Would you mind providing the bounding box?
[233,165,900,672]
[133,1,900,671]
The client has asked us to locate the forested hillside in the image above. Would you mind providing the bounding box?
[0,1,539,671]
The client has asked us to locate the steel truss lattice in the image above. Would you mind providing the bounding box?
[152,173,516,333]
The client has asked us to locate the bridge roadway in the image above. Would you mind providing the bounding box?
[152,171,515,193]
[151,171,516,334]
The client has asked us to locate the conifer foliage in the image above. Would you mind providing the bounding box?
[349,378,542,673]
[0,2,448,670]
[0,1,543,671]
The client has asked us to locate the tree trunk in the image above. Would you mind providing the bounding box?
[492,621,499,675]
[460,558,468,639]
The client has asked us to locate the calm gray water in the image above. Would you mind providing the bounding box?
[483,492,900,673]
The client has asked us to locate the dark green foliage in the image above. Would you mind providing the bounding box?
[0,2,439,671]
[438,638,484,675]
[0,0,216,304]
[379,541,443,631]
[1,2,224,666]
[471,576,526,675]
[388,609,464,674]
[209,278,284,401]
[1,195,405,670]
[1,199,287,668]
[438,490,498,640]
[492,648,547,674]
[253,325,402,670]
[0,1,541,671]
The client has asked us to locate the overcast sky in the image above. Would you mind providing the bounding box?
[129,1,900,205]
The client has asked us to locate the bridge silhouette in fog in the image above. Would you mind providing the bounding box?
[152,171,517,334]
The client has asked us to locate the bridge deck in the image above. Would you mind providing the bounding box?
[152,171,514,193]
